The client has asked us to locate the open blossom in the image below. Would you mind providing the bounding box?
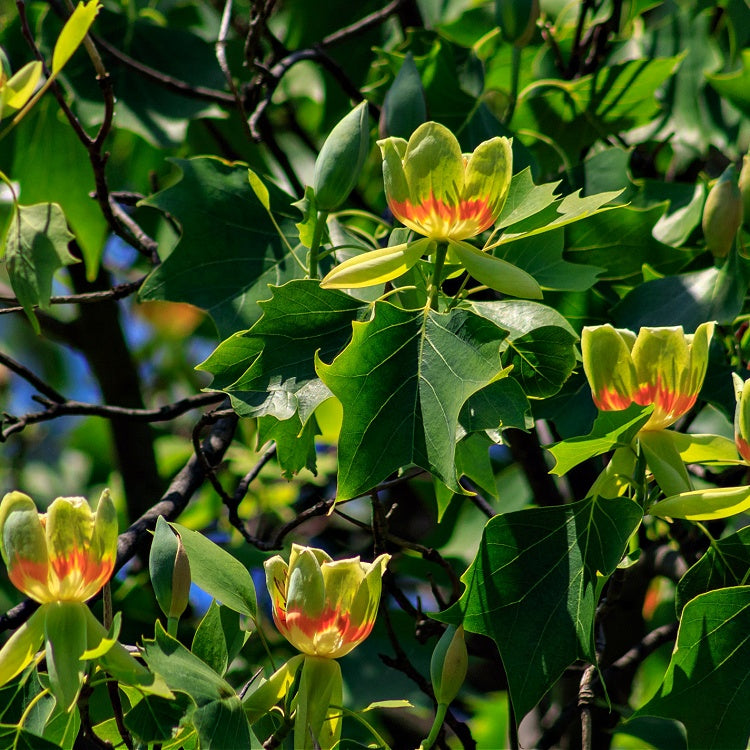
[733,373,750,462]
[0,490,117,604]
[581,323,714,431]
[378,121,512,242]
[264,544,389,659]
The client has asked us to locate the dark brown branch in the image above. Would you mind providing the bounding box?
[0,351,66,403]
[318,0,406,48]
[216,0,254,144]
[246,0,399,141]
[115,412,238,566]
[93,35,237,106]
[0,278,145,315]
[333,508,462,603]
[1,392,226,441]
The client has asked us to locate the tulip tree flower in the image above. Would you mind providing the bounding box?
[321,121,541,300]
[263,544,390,749]
[733,372,750,463]
[0,491,169,711]
[581,323,714,432]
[264,543,389,659]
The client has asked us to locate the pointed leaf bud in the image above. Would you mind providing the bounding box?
[150,516,192,620]
[313,101,370,212]
[430,625,468,706]
[702,165,743,258]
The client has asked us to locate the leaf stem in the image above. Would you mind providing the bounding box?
[419,702,448,750]
[427,242,448,310]
[308,210,329,278]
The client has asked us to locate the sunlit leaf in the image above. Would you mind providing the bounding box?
[635,587,750,750]
[438,496,643,719]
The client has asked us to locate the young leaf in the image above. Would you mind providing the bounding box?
[448,240,542,298]
[3,202,77,332]
[320,238,430,289]
[548,405,653,476]
[141,621,234,706]
[52,0,101,74]
[0,61,42,115]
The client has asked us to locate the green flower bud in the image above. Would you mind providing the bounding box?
[495,0,539,47]
[313,100,370,212]
[702,165,743,258]
[150,516,191,620]
[430,625,468,706]
[739,152,750,229]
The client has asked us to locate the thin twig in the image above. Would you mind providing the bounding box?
[0,351,66,403]
[93,35,237,106]
[1,392,226,441]
[216,0,254,144]
[0,278,145,315]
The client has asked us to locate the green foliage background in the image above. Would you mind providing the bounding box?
[1,0,750,748]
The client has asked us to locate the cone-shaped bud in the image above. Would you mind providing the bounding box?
[150,516,191,620]
[264,544,390,659]
[582,323,714,431]
[377,121,512,242]
[739,152,750,229]
[733,372,750,463]
[495,0,539,46]
[0,490,117,604]
[430,625,468,706]
[702,165,743,258]
[313,101,370,212]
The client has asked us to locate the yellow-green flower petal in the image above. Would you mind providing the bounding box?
[320,238,430,289]
[448,240,542,298]
[581,324,712,431]
[0,491,117,604]
[264,545,389,659]
[378,122,512,242]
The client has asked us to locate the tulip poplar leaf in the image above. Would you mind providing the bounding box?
[124,695,193,745]
[316,302,510,501]
[676,527,750,614]
[635,587,750,750]
[0,726,62,750]
[193,696,260,750]
[199,280,367,423]
[437,496,643,720]
[257,413,319,478]
[140,158,304,337]
[3,202,77,333]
